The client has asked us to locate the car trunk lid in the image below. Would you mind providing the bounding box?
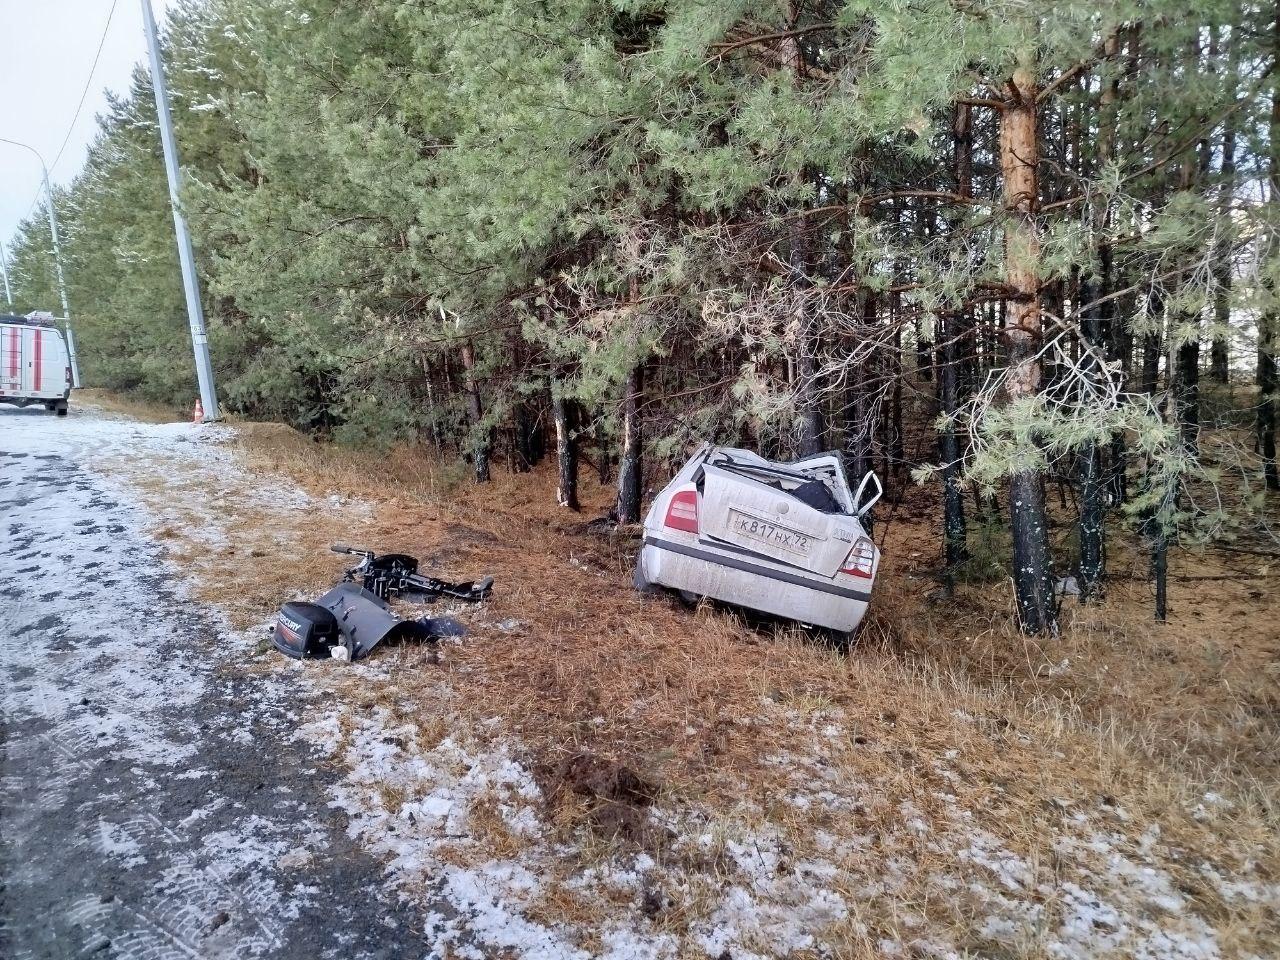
[697,462,860,578]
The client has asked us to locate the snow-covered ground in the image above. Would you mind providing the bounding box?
[298,694,1275,960]
[0,405,434,959]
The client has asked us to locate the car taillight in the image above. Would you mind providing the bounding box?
[840,537,875,578]
[663,489,699,534]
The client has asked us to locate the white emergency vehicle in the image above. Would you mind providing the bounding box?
[0,312,73,416]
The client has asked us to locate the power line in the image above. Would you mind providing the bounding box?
[11,0,120,232]
[48,0,121,176]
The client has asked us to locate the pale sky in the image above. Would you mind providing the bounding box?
[0,0,178,258]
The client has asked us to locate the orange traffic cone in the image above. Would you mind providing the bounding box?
[192,398,204,423]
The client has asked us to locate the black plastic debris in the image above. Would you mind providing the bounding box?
[314,582,433,660]
[332,544,494,603]
[270,545,492,662]
[421,616,467,638]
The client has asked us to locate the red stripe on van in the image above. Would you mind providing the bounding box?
[7,327,16,380]
[33,329,42,391]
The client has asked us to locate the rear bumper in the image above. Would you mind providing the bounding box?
[638,536,872,632]
[0,392,69,405]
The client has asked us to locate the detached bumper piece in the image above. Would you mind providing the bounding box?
[272,548,491,662]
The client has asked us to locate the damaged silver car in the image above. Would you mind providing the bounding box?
[635,445,882,634]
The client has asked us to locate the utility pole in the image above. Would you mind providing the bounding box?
[140,0,220,420]
[0,137,81,385]
[0,242,13,308]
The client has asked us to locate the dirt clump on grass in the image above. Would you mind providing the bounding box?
[538,751,661,844]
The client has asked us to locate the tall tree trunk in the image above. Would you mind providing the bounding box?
[1105,269,1132,505]
[513,403,533,472]
[1176,37,1209,456]
[845,361,869,480]
[888,320,904,485]
[1210,111,1237,383]
[1099,30,1128,506]
[1152,504,1169,621]
[1079,38,1119,597]
[938,311,969,583]
[1261,319,1279,490]
[783,12,821,458]
[792,201,822,456]
[938,100,972,589]
[459,341,490,484]
[615,267,645,519]
[422,358,446,452]
[1136,290,1172,613]
[845,289,875,481]
[1151,323,1181,622]
[1077,438,1106,597]
[1260,6,1280,491]
[1078,278,1107,599]
[596,407,611,485]
[616,362,644,523]
[999,66,1057,634]
[511,342,536,472]
[553,386,579,510]
[1176,339,1201,453]
[1141,327,1161,395]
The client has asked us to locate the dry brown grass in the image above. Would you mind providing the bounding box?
[892,527,1280,789]
[113,464,351,626]
[77,388,185,423]
[238,429,1280,950]
[94,402,1280,956]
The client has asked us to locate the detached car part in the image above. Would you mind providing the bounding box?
[272,546,492,662]
[331,544,494,602]
[635,444,882,634]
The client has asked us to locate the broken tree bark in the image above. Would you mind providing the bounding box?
[553,385,579,511]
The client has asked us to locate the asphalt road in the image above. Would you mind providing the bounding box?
[0,406,435,959]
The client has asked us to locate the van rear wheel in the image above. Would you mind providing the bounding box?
[54,401,68,417]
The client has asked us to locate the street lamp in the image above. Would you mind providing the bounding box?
[0,241,12,308]
[0,136,81,386]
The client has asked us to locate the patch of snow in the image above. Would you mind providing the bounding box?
[97,821,146,868]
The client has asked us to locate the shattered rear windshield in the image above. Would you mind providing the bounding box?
[711,456,845,514]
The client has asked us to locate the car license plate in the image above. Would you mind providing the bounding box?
[729,510,813,556]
